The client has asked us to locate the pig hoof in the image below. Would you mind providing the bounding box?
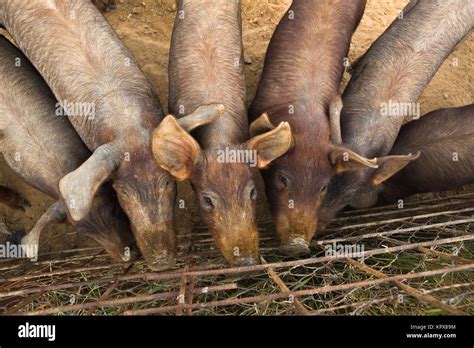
[279,242,310,256]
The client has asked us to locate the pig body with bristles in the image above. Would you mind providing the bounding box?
[0,36,135,261]
[152,0,292,265]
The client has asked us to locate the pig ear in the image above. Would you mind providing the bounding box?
[177,104,225,132]
[247,121,293,168]
[20,201,67,259]
[249,112,275,137]
[59,143,120,221]
[152,115,201,181]
[329,95,343,145]
[371,151,421,186]
[330,147,379,173]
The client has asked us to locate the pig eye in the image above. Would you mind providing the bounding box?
[203,195,215,209]
[320,185,328,194]
[249,187,257,200]
[279,174,289,188]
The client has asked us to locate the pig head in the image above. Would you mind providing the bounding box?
[0,34,135,261]
[0,0,182,269]
[249,0,395,254]
[320,0,473,229]
[152,0,292,266]
[350,104,474,208]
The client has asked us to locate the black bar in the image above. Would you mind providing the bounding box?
[0,316,472,346]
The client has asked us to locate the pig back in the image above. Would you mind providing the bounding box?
[0,0,163,151]
[250,0,366,129]
[169,0,247,147]
[341,0,474,158]
[0,36,90,198]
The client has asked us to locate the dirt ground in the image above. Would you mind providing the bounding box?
[0,0,472,253]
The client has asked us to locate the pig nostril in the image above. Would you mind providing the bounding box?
[142,251,176,271]
[237,258,259,267]
[279,239,310,256]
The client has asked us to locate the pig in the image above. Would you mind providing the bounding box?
[319,0,474,230]
[0,35,134,261]
[249,0,367,255]
[151,0,292,266]
[0,186,30,211]
[350,104,474,208]
[0,0,219,269]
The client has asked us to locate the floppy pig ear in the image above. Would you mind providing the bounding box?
[20,201,67,259]
[177,104,225,132]
[152,115,201,181]
[59,143,120,222]
[371,151,421,186]
[329,95,343,145]
[249,112,275,137]
[330,147,378,173]
[247,121,293,168]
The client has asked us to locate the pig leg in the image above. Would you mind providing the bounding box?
[20,201,67,260]
[0,185,31,211]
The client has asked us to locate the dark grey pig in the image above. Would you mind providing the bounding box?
[320,0,474,229]
[350,104,474,208]
[0,36,134,261]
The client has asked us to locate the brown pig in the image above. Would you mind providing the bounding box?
[0,0,219,269]
[319,0,474,229]
[0,36,134,261]
[0,186,31,211]
[152,0,292,266]
[249,0,367,255]
[350,104,474,208]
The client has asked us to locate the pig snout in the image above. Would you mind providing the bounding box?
[275,211,316,256]
[121,200,177,270]
[279,238,311,256]
[126,224,176,270]
[235,257,260,267]
[211,225,260,267]
[130,222,177,271]
[148,243,176,271]
[112,173,178,270]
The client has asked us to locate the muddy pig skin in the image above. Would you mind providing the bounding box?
[152,0,292,266]
[249,0,367,255]
[350,104,474,209]
[0,36,135,261]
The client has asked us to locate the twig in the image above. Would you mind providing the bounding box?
[346,258,465,315]
[123,263,474,315]
[261,256,309,315]
[2,234,473,300]
[21,283,238,316]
